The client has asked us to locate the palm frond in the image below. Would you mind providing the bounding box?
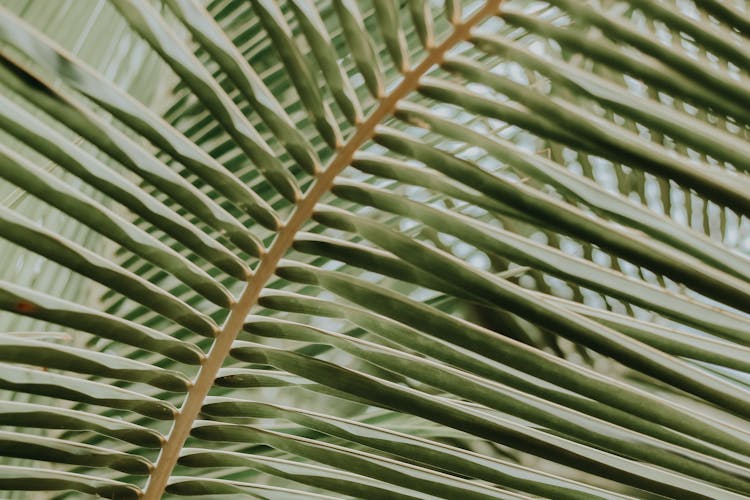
[1,0,750,498]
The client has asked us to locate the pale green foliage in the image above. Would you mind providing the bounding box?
[0,0,749,499]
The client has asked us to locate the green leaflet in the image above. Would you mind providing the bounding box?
[0,65,263,262]
[308,207,750,418]
[0,466,140,498]
[0,401,163,447]
[0,333,190,391]
[287,0,362,124]
[179,448,432,500]
[500,10,750,125]
[441,56,750,216]
[332,0,385,98]
[242,318,750,493]
[399,95,750,281]
[445,0,462,24]
[545,295,750,374]
[191,421,526,500]
[0,144,233,307]
[0,37,279,231]
[273,260,750,458]
[166,476,339,499]
[408,0,434,48]
[219,345,741,499]
[469,33,750,174]
[110,0,302,202]
[547,0,750,110]
[351,153,531,221]
[0,430,151,474]
[248,0,342,148]
[0,198,217,337]
[626,0,750,67]
[201,399,625,500]
[215,367,311,388]
[0,363,176,419]
[215,366,371,407]
[0,280,204,364]
[373,0,410,73]
[166,0,320,173]
[291,236,750,399]
[331,178,750,335]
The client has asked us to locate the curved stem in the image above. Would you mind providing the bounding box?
[143,2,502,497]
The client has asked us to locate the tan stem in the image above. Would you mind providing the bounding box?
[142,2,501,497]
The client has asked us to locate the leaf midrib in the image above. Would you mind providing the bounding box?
[143,2,502,496]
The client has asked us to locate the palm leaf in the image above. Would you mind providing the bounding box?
[1,0,750,498]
